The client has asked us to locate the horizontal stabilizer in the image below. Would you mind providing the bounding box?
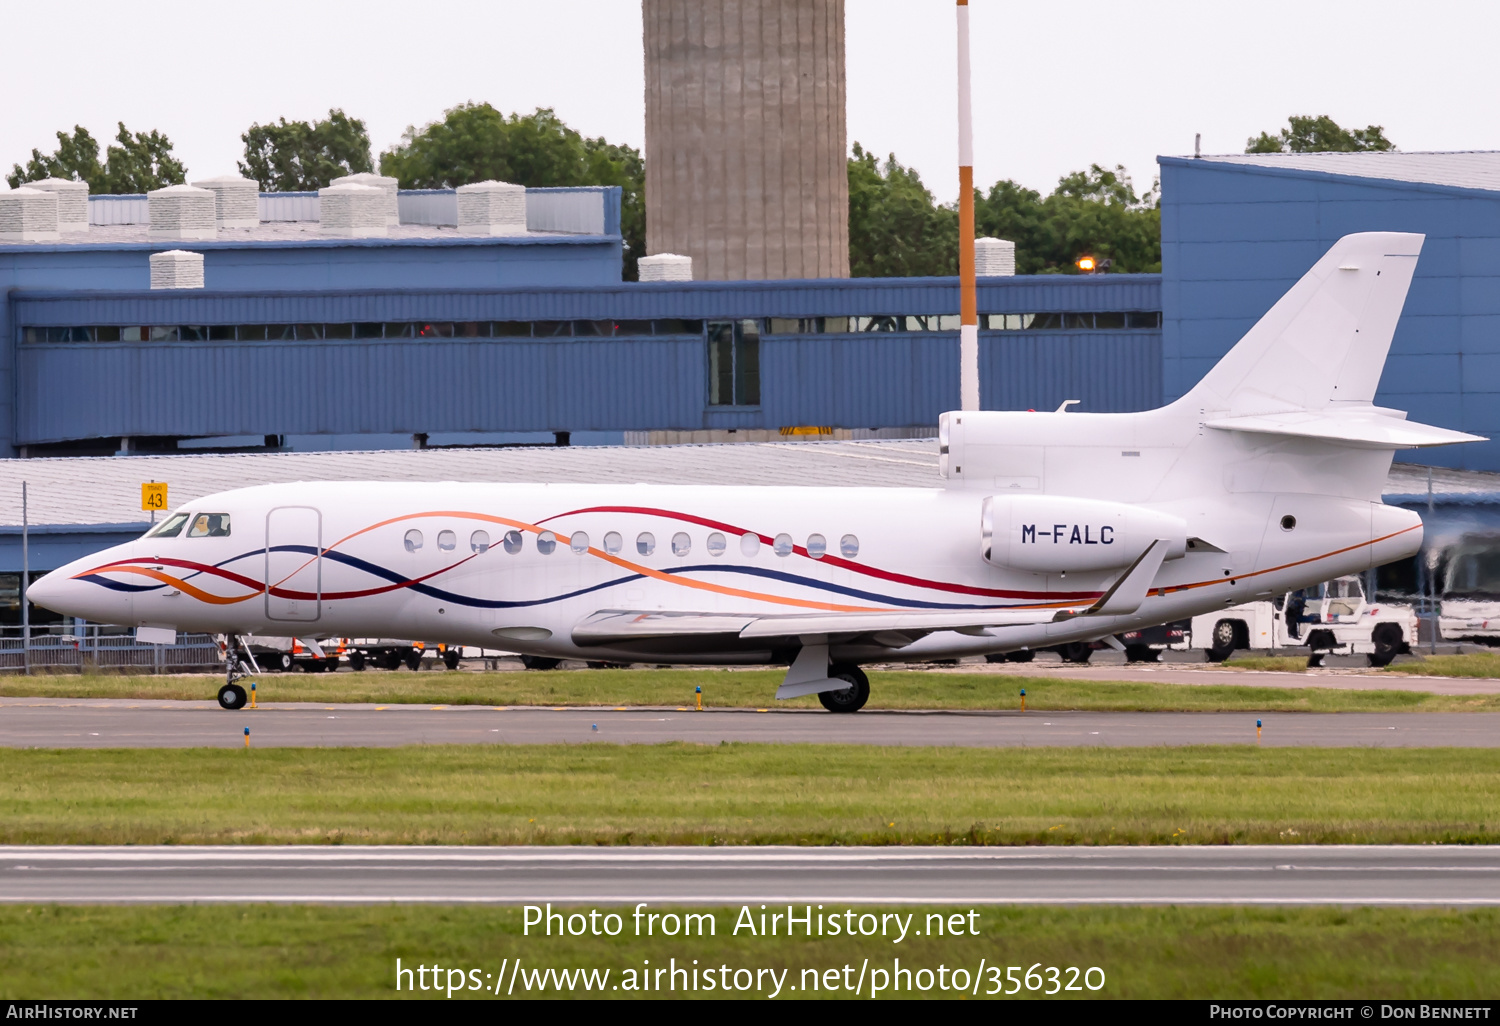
[1204,408,1485,449]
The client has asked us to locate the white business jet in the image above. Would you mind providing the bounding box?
[27,233,1482,711]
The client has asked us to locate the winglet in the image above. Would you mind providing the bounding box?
[1054,539,1170,620]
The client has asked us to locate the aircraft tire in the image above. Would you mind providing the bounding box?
[1006,650,1035,663]
[1124,644,1160,663]
[217,683,247,710]
[819,664,869,713]
[1057,642,1093,664]
[520,655,563,671]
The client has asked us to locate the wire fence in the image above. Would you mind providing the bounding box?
[0,626,221,674]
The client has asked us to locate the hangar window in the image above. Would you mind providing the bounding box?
[614,320,654,336]
[637,532,656,556]
[492,321,532,337]
[404,529,423,552]
[537,531,557,555]
[470,530,490,553]
[437,530,456,551]
[353,323,384,339]
[533,321,573,337]
[671,532,691,556]
[840,534,860,559]
[416,323,454,338]
[706,532,726,556]
[323,323,354,340]
[186,513,231,538]
[773,533,793,557]
[654,319,704,335]
[707,320,760,407]
[503,530,524,554]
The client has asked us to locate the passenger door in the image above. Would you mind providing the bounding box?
[265,506,321,622]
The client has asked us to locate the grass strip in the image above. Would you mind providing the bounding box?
[2,904,1497,999]
[4,668,1499,712]
[1384,653,1500,678]
[3,744,1498,845]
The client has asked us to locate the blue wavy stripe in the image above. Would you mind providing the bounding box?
[159,546,1039,613]
[77,574,163,594]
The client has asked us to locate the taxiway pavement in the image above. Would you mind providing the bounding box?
[1,698,1497,748]
[1,845,1496,905]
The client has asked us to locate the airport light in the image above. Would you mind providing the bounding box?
[1076,256,1097,273]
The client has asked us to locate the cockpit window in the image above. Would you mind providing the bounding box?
[144,512,190,539]
[186,513,231,538]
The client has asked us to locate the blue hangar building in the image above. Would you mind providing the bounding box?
[3,151,1500,468]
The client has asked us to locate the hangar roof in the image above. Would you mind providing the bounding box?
[1178,151,1500,194]
[0,442,1492,531]
[0,222,605,255]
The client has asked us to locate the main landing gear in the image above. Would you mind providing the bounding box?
[218,633,260,710]
[819,664,870,713]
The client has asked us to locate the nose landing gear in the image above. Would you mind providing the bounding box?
[218,634,259,710]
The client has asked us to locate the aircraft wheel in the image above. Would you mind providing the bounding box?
[1057,642,1093,664]
[217,683,247,710]
[520,655,562,671]
[818,664,869,713]
[1004,650,1035,663]
[1124,644,1160,663]
[404,649,423,672]
[443,650,461,671]
[346,650,366,672]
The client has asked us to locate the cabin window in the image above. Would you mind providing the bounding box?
[537,531,557,555]
[773,533,793,557]
[503,530,523,554]
[706,532,727,556]
[806,533,827,559]
[637,532,656,556]
[404,529,423,552]
[470,530,490,553]
[437,530,456,551]
[186,513,231,538]
[740,532,761,557]
[603,531,623,554]
[671,532,691,556]
[145,512,190,539]
[840,534,860,558]
[570,531,590,554]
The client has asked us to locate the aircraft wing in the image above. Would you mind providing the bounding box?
[571,605,1072,649]
[571,539,1172,649]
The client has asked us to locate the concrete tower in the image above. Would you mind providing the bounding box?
[644,0,849,281]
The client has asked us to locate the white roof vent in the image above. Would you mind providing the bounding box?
[975,237,1016,277]
[23,178,88,233]
[0,188,60,242]
[319,183,387,238]
[149,249,205,289]
[456,180,526,236]
[148,185,216,241]
[638,253,694,282]
[191,175,259,228]
[329,172,398,225]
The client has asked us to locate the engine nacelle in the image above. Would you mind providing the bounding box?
[982,494,1187,573]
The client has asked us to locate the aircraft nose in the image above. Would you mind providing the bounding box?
[25,569,67,614]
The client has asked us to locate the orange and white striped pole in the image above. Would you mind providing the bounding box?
[957,0,979,411]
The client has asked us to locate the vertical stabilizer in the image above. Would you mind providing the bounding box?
[1183,232,1423,415]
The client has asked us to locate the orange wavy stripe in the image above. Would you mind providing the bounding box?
[93,564,260,606]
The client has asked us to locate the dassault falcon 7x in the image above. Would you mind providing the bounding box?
[28,233,1483,711]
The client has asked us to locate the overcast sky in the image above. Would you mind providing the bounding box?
[3,0,1497,202]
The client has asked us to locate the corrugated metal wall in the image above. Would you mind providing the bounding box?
[11,275,1161,444]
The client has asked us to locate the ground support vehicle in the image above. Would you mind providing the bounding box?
[1186,576,1416,666]
[337,639,463,671]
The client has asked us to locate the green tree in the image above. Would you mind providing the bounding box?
[239,109,373,191]
[1246,114,1395,154]
[101,123,187,193]
[380,103,646,279]
[846,142,958,277]
[6,125,105,190]
[985,164,1161,274]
